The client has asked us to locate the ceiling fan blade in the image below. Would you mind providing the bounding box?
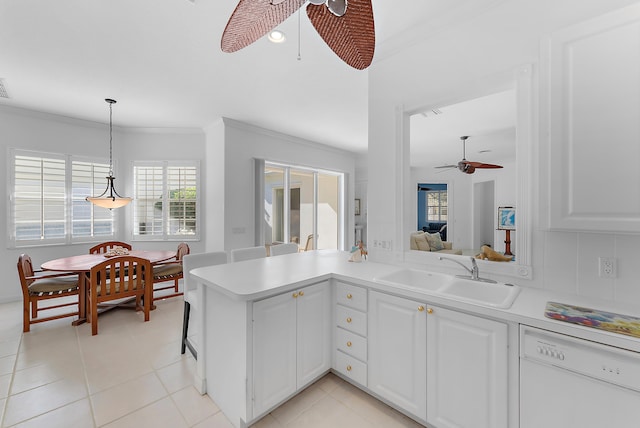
[434,165,457,169]
[306,0,375,70]
[221,0,305,53]
[467,161,504,169]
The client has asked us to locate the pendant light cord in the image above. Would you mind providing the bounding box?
[297,8,301,61]
[109,101,114,176]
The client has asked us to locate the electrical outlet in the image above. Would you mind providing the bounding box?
[599,257,617,278]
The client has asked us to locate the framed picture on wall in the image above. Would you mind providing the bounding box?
[355,199,361,216]
[498,206,515,230]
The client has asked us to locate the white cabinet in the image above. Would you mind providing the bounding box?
[368,290,427,421]
[426,306,508,428]
[334,281,368,386]
[252,282,331,417]
[297,283,332,386]
[544,4,640,232]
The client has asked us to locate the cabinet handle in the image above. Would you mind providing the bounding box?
[292,292,299,298]
[299,291,304,297]
[418,305,425,312]
[346,293,353,299]
[346,365,352,372]
[347,341,352,347]
[427,308,433,314]
[346,317,352,323]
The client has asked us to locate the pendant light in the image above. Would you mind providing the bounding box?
[86,98,132,209]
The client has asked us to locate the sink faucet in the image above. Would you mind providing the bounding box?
[437,255,502,284]
[439,256,479,280]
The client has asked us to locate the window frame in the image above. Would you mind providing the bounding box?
[8,148,117,248]
[131,160,200,242]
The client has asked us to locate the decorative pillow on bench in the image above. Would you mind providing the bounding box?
[411,231,431,251]
[425,232,444,251]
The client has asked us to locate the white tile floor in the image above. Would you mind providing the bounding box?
[0,297,424,428]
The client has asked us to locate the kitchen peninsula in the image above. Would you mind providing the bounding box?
[191,250,640,428]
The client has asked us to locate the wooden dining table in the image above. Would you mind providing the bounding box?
[42,250,176,325]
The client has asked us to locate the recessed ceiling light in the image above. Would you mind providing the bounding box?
[268,30,286,43]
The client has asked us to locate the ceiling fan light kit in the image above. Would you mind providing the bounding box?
[221,0,375,70]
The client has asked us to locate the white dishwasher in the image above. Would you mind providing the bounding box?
[520,325,640,428]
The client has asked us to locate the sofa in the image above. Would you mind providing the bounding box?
[410,231,462,255]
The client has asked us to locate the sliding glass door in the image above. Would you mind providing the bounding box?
[263,162,343,251]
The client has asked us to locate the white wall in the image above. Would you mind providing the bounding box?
[213,118,356,252]
[0,105,206,303]
[367,0,640,304]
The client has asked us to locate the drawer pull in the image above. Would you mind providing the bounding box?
[346,293,353,299]
[418,305,425,312]
[346,365,352,372]
[346,317,352,323]
[427,307,434,314]
[299,291,304,297]
[292,292,299,298]
[347,341,352,347]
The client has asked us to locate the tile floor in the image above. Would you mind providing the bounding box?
[0,297,424,428]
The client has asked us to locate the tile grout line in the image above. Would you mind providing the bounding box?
[76,323,99,428]
[0,333,21,428]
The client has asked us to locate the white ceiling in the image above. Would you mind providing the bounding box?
[0,0,500,154]
[410,89,516,168]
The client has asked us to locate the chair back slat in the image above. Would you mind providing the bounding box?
[89,241,132,255]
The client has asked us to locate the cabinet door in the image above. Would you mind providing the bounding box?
[252,292,297,416]
[368,290,427,421]
[427,306,508,428]
[545,4,640,232]
[296,281,331,387]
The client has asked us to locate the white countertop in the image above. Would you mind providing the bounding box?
[191,250,640,352]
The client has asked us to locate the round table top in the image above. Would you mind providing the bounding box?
[41,250,177,272]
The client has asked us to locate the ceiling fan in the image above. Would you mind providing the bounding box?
[435,136,504,174]
[221,0,375,70]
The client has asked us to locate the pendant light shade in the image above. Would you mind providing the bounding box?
[86,99,132,209]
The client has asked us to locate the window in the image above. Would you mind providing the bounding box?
[426,190,448,222]
[9,149,114,247]
[132,161,199,240]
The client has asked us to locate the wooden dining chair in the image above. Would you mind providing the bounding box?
[230,245,267,262]
[89,241,132,254]
[303,234,316,251]
[17,254,80,332]
[88,256,152,335]
[152,242,190,301]
[181,251,228,358]
[269,242,299,256]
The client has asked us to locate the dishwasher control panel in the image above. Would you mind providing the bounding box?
[520,325,640,392]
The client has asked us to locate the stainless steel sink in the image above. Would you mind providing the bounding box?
[375,269,520,309]
[439,277,520,308]
[374,269,448,292]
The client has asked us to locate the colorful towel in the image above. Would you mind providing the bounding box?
[545,301,640,339]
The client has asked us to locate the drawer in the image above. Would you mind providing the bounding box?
[336,282,367,312]
[335,350,367,386]
[336,327,367,362]
[336,304,367,337]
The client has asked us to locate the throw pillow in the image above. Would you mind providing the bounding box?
[413,232,431,251]
[425,232,444,251]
